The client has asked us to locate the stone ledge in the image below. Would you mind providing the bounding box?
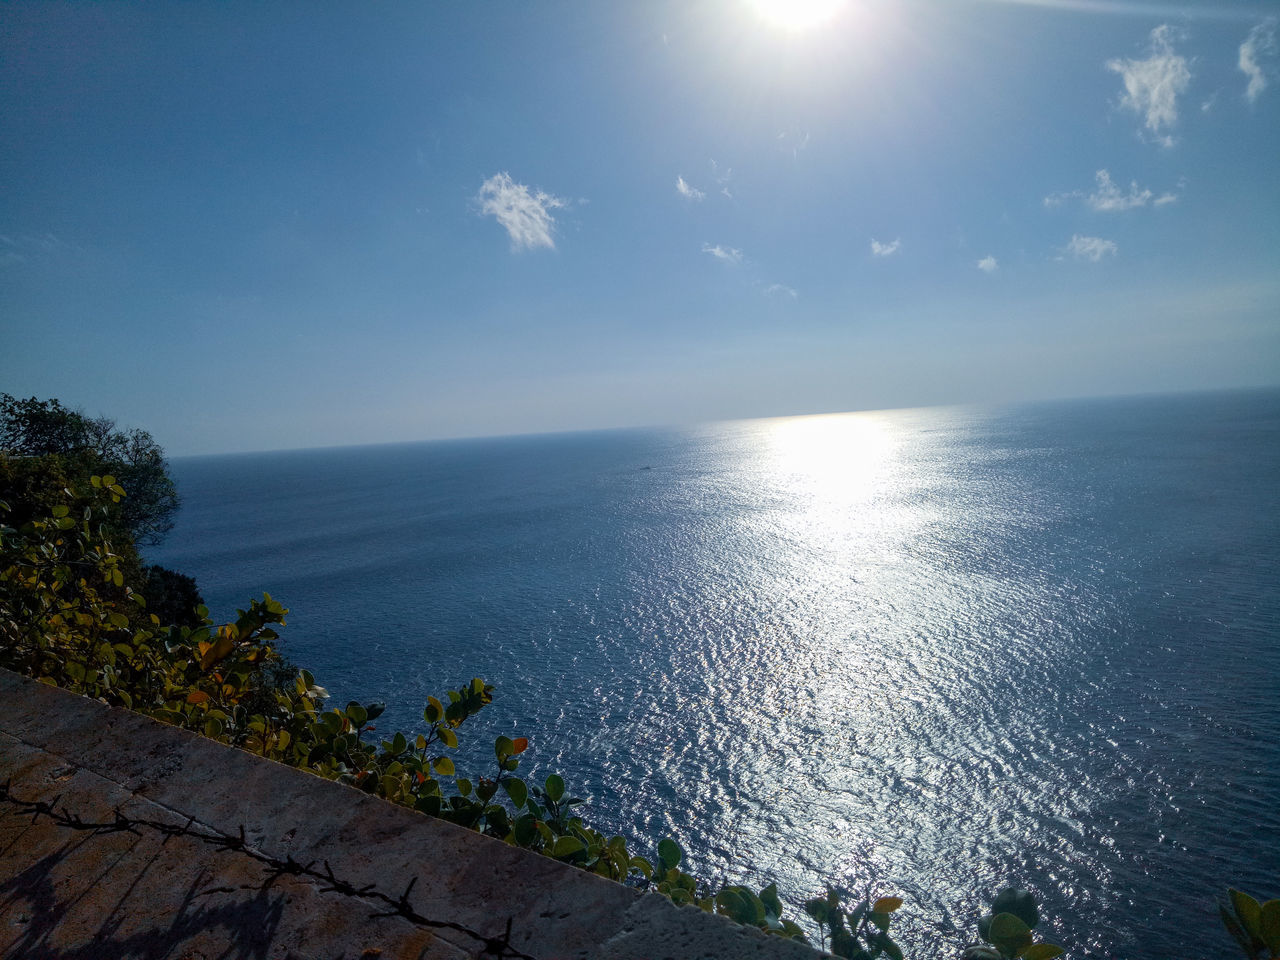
[0,669,820,960]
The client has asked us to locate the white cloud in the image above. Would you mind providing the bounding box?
[702,242,743,264]
[1067,234,1118,262]
[764,283,798,299]
[676,175,705,201]
[870,238,901,257]
[1240,19,1277,103]
[1088,169,1153,211]
[710,159,734,199]
[1106,25,1191,145]
[1045,169,1180,211]
[477,172,567,251]
[977,256,998,273]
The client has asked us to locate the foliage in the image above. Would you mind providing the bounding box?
[139,564,206,628]
[1221,888,1280,959]
[0,470,818,943]
[803,886,905,959]
[0,393,89,457]
[962,888,1062,960]
[0,393,179,545]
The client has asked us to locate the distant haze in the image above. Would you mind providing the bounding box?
[2,1,1277,456]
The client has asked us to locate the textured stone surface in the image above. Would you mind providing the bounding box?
[0,669,819,960]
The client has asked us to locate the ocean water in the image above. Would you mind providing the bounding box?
[149,390,1280,959]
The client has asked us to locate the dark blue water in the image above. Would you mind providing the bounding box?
[149,390,1280,959]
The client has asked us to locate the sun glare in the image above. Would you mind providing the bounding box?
[750,0,847,31]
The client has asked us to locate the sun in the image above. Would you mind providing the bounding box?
[749,0,847,31]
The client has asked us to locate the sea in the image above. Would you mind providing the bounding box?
[148,389,1280,959]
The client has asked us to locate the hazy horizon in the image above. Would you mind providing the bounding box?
[3,0,1277,457]
[148,382,1271,460]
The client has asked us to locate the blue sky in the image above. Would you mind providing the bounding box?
[2,0,1277,456]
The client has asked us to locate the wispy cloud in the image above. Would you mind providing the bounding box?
[870,238,902,257]
[1067,234,1118,261]
[702,242,743,265]
[1047,170,1184,210]
[1107,25,1191,145]
[477,172,567,251]
[977,255,999,273]
[776,130,810,159]
[1240,18,1277,103]
[0,231,72,267]
[676,175,705,201]
[1087,169,1153,210]
[710,159,734,199]
[764,283,798,299]
[1045,169,1171,211]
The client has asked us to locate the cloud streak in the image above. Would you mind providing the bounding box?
[1045,169,1175,211]
[977,255,999,273]
[477,172,567,251]
[702,242,743,264]
[1240,19,1277,103]
[1107,25,1191,145]
[1067,234,1118,261]
[676,175,705,201]
[870,238,902,257]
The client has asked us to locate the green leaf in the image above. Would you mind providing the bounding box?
[513,813,538,846]
[1260,899,1280,953]
[495,735,514,758]
[760,882,783,919]
[990,913,1031,939]
[1021,944,1064,960]
[990,912,1033,958]
[657,837,682,871]
[550,836,585,858]
[1231,889,1264,938]
[716,887,765,926]
[502,777,528,809]
[346,702,367,726]
[51,505,69,518]
[803,898,831,924]
[877,933,904,960]
[992,888,1040,930]
[432,756,455,776]
[873,897,903,914]
[544,773,565,802]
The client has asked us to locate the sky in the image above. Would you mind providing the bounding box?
[2,0,1278,456]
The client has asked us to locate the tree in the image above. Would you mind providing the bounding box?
[0,393,179,545]
[0,393,89,456]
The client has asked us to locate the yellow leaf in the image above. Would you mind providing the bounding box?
[873,897,903,914]
[199,634,236,671]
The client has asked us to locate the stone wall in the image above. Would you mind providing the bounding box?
[0,668,819,960]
